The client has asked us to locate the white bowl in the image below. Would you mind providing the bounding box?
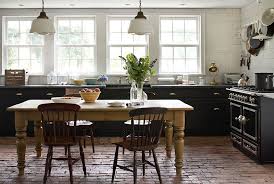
[51,97,81,104]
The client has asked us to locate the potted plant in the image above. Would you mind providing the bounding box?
[119,53,157,103]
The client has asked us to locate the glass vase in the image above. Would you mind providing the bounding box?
[131,81,144,106]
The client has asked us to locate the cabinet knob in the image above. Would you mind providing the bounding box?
[46,93,54,96]
[213,107,220,111]
[16,93,23,96]
[213,92,221,95]
[169,93,176,96]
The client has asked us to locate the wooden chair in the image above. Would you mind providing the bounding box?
[64,93,95,153]
[111,107,167,184]
[38,103,86,184]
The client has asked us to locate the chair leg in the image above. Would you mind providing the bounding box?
[48,146,53,176]
[67,146,73,184]
[64,146,67,155]
[79,140,87,176]
[111,145,119,183]
[43,147,51,184]
[90,125,95,153]
[142,151,145,176]
[152,149,162,184]
[122,125,127,155]
[133,151,137,184]
[83,129,86,148]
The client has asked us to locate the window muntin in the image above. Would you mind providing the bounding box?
[107,17,148,74]
[159,16,201,74]
[55,17,96,75]
[3,17,44,74]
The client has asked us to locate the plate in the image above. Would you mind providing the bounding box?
[107,101,125,107]
[51,97,81,104]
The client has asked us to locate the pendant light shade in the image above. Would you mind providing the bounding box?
[128,0,153,35]
[30,0,55,35]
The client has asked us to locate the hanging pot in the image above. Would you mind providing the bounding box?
[261,8,274,26]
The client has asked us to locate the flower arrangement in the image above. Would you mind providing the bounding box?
[119,53,157,84]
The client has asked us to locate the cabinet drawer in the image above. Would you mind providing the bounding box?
[152,88,228,99]
[243,139,258,156]
[231,132,242,146]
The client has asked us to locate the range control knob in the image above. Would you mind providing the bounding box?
[249,96,256,104]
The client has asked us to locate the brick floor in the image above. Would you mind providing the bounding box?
[0,137,274,184]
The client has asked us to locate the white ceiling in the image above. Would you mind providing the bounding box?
[0,0,255,9]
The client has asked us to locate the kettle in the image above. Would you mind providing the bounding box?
[238,74,249,86]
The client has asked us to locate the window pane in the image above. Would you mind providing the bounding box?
[160,59,173,73]
[110,47,121,60]
[82,47,94,59]
[122,47,133,57]
[185,33,198,44]
[185,20,197,33]
[161,47,173,59]
[186,59,198,73]
[31,48,42,60]
[82,33,94,44]
[20,21,31,33]
[186,47,197,59]
[83,20,94,33]
[161,20,172,32]
[174,47,185,59]
[173,20,184,32]
[19,47,30,59]
[58,20,70,33]
[173,33,184,43]
[109,20,121,33]
[161,33,172,43]
[174,59,185,73]
[109,32,121,43]
[134,47,146,58]
[70,20,82,32]
[8,47,18,60]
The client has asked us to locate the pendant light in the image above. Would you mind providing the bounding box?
[128,0,153,35]
[30,0,55,35]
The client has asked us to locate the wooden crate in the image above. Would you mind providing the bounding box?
[5,70,25,86]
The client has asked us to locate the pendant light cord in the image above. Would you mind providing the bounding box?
[139,0,142,12]
[42,0,45,12]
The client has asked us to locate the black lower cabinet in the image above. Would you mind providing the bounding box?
[0,86,230,137]
[185,99,229,136]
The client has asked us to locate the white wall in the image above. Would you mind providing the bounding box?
[241,0,274,85]
[0,8,241,85]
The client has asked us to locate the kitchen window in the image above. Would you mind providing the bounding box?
[3,17,44,74]
[107,17,148,74]
[159,16,201,74]
[55,17,96,75]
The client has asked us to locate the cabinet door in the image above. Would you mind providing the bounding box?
[185,99,228,135]
[242,107,258,141]
[230,102,242,133]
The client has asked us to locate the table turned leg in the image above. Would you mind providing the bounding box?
[165,121,173,158]
[35,121,43,157]
[15,112,27,176]
[173,111,185,175]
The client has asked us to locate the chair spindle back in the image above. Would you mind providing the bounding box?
[128,107,167,149]
[38,103,80,146]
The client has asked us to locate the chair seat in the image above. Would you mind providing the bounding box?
[67,120,93,127]
[124,120,150,125]
[114,139,157,151]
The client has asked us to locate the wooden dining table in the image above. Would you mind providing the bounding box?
[7,99,193,176]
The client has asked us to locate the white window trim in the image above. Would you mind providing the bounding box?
[159,15,203,75]
[54,16,97,75]
[2,16,46,75]
[106,16,149,75]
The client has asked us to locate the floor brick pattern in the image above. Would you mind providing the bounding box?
[0,137,274,184]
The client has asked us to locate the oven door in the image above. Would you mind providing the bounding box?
[230,102,242,133]
[242,106,258,142]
